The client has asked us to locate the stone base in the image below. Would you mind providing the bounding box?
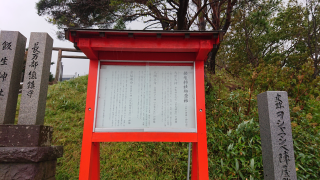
[0,146,63,163]
[0,146,63,180]
[0,125,62,179]
[0,125,53,147]
[0,160,56,180]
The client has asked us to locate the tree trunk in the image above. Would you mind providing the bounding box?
[207,0,237,74]
[194,0,206,31]
[177,0,189,30]
[208,44,220,74]
[313,59,319,79]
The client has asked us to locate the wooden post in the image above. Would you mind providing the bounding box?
[54,49,62,83]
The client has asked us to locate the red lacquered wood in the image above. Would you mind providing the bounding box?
[100,62,193,66]
[99,52,197,61]
[79,60,99,180]
[89,142,100,180]
[71,30,217,180]
[77,39,98,60]
[89,38,209,52]
[196,41,213,61]
[194,61,209,180]
[92,132,198,142]
[192,142,199,180]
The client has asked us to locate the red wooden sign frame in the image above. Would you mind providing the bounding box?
[65,29,221,180]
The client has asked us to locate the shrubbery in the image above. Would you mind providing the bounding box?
[41,59,320,179]
[205,60,320,179]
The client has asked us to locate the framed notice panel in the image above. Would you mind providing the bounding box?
[66,29,218,180]
[94,61,196,132]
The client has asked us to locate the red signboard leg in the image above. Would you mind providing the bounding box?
[194,61,209,180]
[197,122,209,180]
[79,60,99,180]
[90,142,100,180]
[191,142,198,180]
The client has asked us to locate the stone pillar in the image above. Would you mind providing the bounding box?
[0,32,63,180]
[18,32,53,125]
[257,91,297,180]
[0,31,26,124]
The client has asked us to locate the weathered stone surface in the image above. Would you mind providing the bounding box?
[0,146,63,163]
[257,91,297,180]
[0,31,27,124]
[0,160,57,180]
[18,32,53,125]
[0,125,53,147]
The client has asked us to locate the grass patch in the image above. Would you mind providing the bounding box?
[22,64,319,179]
[42,76,190,179]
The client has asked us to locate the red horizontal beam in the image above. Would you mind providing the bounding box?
[88,38,214,53]
[98,51,197,61]
[100,62,193,66]
[91,132,198,142]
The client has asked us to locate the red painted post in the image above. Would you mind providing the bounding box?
[195,61,209,180]
[79,60,99,179]
[90,142,100,180]
[192,142,198,180]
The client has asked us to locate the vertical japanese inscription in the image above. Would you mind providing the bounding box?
[275,94,292,179]
[257,91,297,180]
[183,71,189,127]
[95,65,196,131]
[0,31,26,124]
[26,42,40,98]
[18,33,53,125]
[0,41,12,96]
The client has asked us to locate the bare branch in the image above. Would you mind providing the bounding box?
[167,0,179,10]
[143,22,161,30]
[188,2,210,29]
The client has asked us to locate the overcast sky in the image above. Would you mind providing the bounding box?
[0,0,145,77]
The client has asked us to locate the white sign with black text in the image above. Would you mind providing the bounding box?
[94,62,196,132]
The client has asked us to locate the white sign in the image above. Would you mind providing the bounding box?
[94,62,196,132]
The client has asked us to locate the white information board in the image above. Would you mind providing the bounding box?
[94,62,196,132]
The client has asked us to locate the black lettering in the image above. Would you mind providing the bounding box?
[275,93,284,109]
[29,60,38,70]
[0,89,4,96]
[2,41,12,50]
[27,90,34,98]
[27,81,35,89]
[0,57,8,65]
[0,72,8,81]
[28,71,37,79]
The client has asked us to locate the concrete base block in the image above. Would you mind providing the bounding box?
[0,125,63,179]
[0,125,53,147]
[0,160,57,180]
[0,146,63,163]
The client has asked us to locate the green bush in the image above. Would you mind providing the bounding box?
[205,60,320,179]
[41,60,320,179]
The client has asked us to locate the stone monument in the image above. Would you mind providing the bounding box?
[257,91,297,180]
[0,31,26,124]
[18,32,53,125]
[0,32,63,180]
